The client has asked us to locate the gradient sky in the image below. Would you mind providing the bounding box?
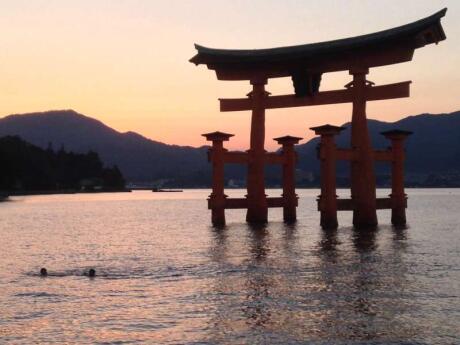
[0,0,458,149]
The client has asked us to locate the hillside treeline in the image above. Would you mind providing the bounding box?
[0,136,125,192]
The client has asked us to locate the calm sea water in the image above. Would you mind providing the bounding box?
[0,189,458,344]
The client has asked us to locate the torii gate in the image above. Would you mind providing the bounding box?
[190,9,447,227]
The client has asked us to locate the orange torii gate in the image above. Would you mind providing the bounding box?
[191,9,447,227]
[202,131,300,225]
[310,125,412,228]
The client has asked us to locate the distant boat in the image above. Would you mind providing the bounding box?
[152,188,183,192]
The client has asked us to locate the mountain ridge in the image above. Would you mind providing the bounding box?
[1,109,459,186]
[0,110,210,183]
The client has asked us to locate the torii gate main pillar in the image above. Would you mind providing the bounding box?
[350,68,378,228]
[246,78,269,223]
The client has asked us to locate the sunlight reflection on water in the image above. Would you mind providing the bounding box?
[0,189,459,344]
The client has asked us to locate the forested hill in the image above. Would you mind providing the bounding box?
[0,136,125,192]
[0,110,209,184]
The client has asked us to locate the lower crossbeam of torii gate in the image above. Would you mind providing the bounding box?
[190,8,447,228]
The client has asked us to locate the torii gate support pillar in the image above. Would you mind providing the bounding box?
[274,136,302,223]
[382,130,412,226]
[202,131,234,226]
[311,125,345,229]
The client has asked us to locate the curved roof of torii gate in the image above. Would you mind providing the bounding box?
[190,8,447,80]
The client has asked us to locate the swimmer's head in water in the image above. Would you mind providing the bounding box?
[88,268,96,277]
[40,268,47,276]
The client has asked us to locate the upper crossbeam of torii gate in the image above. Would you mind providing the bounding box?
[190,9,447,226]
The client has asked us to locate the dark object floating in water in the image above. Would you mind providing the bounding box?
[152,188,183,192]
[40,268,47,276]
[88,268,96,277]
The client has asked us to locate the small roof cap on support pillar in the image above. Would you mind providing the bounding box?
[310,124,346,136]
[381,129,413,139]
[202,131,234,141]
[273,135,302,145]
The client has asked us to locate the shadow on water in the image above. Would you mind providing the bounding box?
[208,225,230,266]
[210,223,276,330]
[323,225,421,342]
[246,223,271,262]
[282,222,297,241]
[352,225,379,253]
[206,221,424,343]
[207,222,283,341]
[319,227,340,253]
[392,224,408,241]
[242,224,272,328]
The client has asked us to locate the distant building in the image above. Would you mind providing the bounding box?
[227,179,244,188]
[79,178,103,191]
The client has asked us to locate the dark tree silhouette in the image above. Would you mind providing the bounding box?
[0,136,125,192]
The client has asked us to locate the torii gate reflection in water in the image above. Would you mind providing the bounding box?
[190,9,447,228]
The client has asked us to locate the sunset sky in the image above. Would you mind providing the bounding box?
[0,0,458,150]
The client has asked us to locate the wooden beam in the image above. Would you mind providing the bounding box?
[321,148,393,161]
[222,151,285,165]
[224,198,247,209]
[373,149,393,161]
[335,197,401,211]
[220,81,411,112]
[265,153,284,165]
[336,198,354,211]
[224,151,248,164]
[267,197,284,208]
[218,197,285,209]
[335,148,355,161]
[366,81,411,101]
[376,197,393,210]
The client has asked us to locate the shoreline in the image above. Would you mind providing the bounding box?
[2,189,131,198]
[1,186,459,199]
